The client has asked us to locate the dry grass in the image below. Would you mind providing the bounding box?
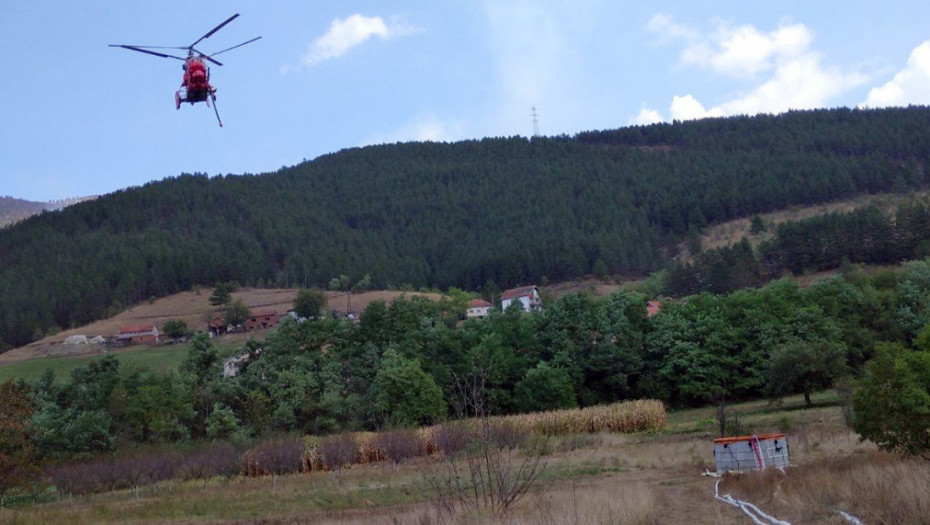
[1,393,916,525]
[723,453,930,524]
[541,279,625,298]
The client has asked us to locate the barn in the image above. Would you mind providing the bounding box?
[115,325,160,346]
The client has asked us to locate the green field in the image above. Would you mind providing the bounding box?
[0,341,244,384]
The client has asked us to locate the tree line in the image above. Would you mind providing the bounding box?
[2,258,929,456]
[3,260,930,503]
[3,106,930,348]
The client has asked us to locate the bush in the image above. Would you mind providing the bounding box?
[318,433,358,472]
[162,319,190,339]
[854,344,930,457]
[372,350,447,427]
[182,442,242,487]
[374,429,421,467]
[246,437,304,477]
[431,422,471,456]
[514,363,576,413]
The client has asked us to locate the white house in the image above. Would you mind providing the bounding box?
[466,298,493,319]
[501,285,542,313]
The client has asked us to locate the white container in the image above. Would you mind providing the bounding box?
[713,433,789,474]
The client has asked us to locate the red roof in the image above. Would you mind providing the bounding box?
[646,300,663,317]
[118,324,156,334]
[501,285,537,300]
[249,310,277,318]
[469,299,492,308]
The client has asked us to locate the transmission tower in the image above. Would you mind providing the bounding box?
[531,106,540,137]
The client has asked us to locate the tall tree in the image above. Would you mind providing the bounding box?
[293,288,327,319]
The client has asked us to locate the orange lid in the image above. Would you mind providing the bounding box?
[712,433,786,445]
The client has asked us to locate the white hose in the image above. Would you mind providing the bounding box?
[836,510,864,524]
[715,479,792,525]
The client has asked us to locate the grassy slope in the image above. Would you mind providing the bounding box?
[679,189,930,260]
[0,340,249,385]
[4,391,919,525]
[0,288,442,367]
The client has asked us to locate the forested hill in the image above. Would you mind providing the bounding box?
[2,106,930,348]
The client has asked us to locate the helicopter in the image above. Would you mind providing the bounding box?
[110,14,260,127]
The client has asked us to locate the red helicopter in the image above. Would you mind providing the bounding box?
[110,14,260,127]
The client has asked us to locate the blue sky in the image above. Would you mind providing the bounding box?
[2,1,929,201]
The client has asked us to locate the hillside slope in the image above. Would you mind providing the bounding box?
[0,195,97,228]
[0,288,441,363]
[2,106,929,347]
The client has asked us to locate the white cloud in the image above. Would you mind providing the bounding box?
[290,14,416,70]
[649,14,814,79]
[367,114,466,145]
[670,95,714,120]
[631,106,663,125]
[642,15,866,122]
[703,23,809,78]
[863,41,930,107]
[646,13,698,42]
[715,54,865,116]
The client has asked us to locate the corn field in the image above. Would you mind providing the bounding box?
[289,399,666,472]
[489,399,667,436]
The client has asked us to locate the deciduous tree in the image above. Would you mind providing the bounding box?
[853,343,930,457]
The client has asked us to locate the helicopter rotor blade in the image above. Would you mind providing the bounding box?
[191,48,223,66]
[109,45,186,61]
[111,45,189,50]
[209,36,262,58]
[189,13,239,49]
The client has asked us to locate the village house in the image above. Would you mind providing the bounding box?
[245,309,278,331]
[208,316,228,336]
[466,298,493,319]
[115,325,159,347]
[501,285,542,313]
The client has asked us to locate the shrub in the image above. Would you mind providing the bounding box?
[430,422,471,456]
[375,429,421,467]
[515,363,576,413]
[318,433,358,472]
[182,442,242,487]
[854,344,930,457]
[162,319,189,340]
[247,437,305,477]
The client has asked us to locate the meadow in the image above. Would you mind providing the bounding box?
[1,391,919,525]
[0,340,247,385]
